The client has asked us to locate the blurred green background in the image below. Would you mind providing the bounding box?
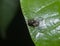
[0,0,19,39]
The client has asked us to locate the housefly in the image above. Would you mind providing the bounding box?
[28,18,39,27]
[27,17,47,30]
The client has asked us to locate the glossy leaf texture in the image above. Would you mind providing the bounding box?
[20,0,60,46]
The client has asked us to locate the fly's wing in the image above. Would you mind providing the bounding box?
[20,0,60,46]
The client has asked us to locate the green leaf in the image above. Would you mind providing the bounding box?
[20,0,60,46]
[0,0,18,39]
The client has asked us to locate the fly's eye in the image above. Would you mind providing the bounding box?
[28,19,39,27]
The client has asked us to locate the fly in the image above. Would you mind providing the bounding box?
[28,18,39,27]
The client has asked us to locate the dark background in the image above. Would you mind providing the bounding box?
[0,0,35,46]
